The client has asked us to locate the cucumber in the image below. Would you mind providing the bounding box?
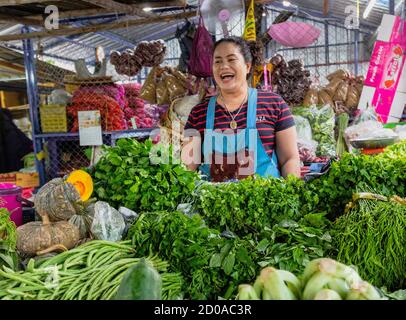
[114,258,162,300]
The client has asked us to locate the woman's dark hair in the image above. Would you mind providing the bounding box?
[213,36,253,64]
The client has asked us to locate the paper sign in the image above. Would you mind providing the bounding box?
[78,110,103,146]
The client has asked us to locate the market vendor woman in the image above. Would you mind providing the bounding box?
[181,36,300,182]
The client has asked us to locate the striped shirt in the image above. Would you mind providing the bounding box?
[184,90,295,158]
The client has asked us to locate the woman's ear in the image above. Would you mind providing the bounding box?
[246,62,252,76]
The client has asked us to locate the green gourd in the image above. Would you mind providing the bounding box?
[114,258,162,300]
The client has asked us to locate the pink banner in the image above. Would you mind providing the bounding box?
[364,16,406,123]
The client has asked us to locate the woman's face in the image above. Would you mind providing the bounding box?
[213,42,251,94]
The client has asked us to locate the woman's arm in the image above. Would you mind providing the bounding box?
[181,134,202,171]
[275,126,301,178]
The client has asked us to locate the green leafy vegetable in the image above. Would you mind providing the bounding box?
[89,139,199,212]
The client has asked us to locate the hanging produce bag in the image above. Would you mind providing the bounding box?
[140,67,158,103]
[188,16,213,78]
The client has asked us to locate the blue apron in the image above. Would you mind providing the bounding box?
[199,88,280,181]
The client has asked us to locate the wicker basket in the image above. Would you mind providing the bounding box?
[40,104,68,133]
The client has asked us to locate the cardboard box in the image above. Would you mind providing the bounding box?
[15,172,39,188]
[358,14,406,123]
[0,172,17,184]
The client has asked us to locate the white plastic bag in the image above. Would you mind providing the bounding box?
[91,201,125,242]
[49,89,72,105]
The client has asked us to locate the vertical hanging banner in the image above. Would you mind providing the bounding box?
[78,110,103,146]
[359,14,406,123]
[243,0,256,42]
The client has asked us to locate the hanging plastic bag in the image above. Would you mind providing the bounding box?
[90,201,125,242]
[156,69,170,105]
[188,16,213,78]
[140,67,157,103]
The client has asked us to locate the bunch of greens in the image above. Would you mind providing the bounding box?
[253,213,332,274]
[127,210,259,299]
[90,139,199,212]
[0,208,18,271]
[196,176,317,237]
[127,209,332,300]
[305,140,406,219]
[292,105,336,157]
[332,188,406,291]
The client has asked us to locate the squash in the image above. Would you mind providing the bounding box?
[114,258,162,300]
[34,178,82,222]
[66,170,93,202]
[16,213,80,257]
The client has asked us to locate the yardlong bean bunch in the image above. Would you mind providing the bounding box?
[0,240,183,300]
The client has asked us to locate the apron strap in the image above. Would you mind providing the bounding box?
[206,95,217,130]
[246,88,257,130]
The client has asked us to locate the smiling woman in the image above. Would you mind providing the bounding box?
[181,36,301,182]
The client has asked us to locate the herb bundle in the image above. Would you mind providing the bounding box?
[90,139,199,212]
[332,189,406,291]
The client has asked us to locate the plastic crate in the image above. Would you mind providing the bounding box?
[40,104,68,133]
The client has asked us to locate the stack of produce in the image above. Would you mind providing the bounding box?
[127,208,330,300]
[270,54,312,106]
[303,69,364,114]
[110,40,166,77]
[305,140,406,218]
[140,66,199,105]
[0,208,18,271]
[122,83,145,128]
[333,189,406,291]
[90,139,199,213]
[68,93,127,132]
[0,240,183,300]
[292,105,336,157]
[196,177,332,270]
[72,84,127,110]
[197,176,315,235]
[237,258,381,300]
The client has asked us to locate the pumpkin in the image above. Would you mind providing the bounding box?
[16,213,80,257]
[34,178,82,222]
[66,170,94,202]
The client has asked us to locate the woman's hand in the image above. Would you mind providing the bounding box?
[275,126,301,178]
[181,134,202,171]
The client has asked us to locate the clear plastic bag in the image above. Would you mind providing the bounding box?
[49,89,72,105]
[297,139,318,163]
[69,202,95,239]
[119,206,139,238]
[293,115,312,141]
[90,201,125,242]
[293,105,336,157]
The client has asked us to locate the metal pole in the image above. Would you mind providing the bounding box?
[389,0,395,15]
[324,22,329,66]
[354,29,360,76]
[22,25,46,186]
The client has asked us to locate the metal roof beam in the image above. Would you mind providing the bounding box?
[0,0,61,5]
[0,11,196,41]
[80,0,155,19]
[27,1,186,21]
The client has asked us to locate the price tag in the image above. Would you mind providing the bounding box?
[78,110,102,146]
